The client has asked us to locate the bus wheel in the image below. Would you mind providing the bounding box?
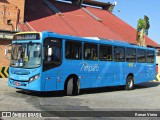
[125,76,134,90]
[66,78,80,96]
[74,79,80,95]
[66,78,73,96]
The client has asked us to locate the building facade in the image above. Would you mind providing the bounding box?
[0,0,159,69]
[0,0,25,67]
[0,0,25,31]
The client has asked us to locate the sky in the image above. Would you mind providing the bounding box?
[99,0,160,44]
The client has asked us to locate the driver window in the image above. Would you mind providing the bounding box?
[43,38,62,71]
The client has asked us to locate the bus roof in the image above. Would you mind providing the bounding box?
[14,31,155,50]
[41,31,131,45]
[42,31,155,50]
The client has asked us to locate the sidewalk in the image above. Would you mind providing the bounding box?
[0,78,8,86]
[0,78,14,91]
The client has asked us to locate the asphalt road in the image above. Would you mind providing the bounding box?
[0,78,160,120]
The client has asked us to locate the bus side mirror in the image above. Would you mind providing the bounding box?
[5,44,12,59]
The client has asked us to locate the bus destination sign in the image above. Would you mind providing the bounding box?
[13,33,40,40]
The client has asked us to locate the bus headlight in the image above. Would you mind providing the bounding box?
[29,74,40,83]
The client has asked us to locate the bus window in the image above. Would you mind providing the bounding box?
[137,49,146,63]
[114,46,125,62]
[43,38,62,71]
[10,43,41,68]
[65,41,82,60]
[147,50,154,63]
[126,48,136,62]
[100,45,112,61]
[84,43,98,60]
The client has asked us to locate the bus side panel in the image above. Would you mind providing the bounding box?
[134,63,156,84]
[123,62,138,84]
[43,68,58,91]
[76,60,99,88]
[98,61,116,87]
[80,61,128,88]
[81,61,116,88]
[144,63,156,81]
[56,60,87,90]
[111,62,124,85]
[134,63,147,84]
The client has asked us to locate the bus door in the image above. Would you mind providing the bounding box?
[43,38,62,91]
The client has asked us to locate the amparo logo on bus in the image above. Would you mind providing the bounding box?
[80,62,99,72]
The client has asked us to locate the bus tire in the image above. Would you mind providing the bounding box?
[66,78,73,96]
[74,79,80,95]
[66,77,80,96]
[125,76,134,90]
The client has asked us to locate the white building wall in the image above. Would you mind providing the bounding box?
[156,56,160,73]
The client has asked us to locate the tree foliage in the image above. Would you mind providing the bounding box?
[136,15,150,46]
[137,16,150,35]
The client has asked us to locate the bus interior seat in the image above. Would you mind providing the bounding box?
[87,53,91,59]
[107,55,112,60]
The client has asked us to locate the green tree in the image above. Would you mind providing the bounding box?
[136,15,150,46]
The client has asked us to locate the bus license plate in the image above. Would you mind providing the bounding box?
[15,82,20,86]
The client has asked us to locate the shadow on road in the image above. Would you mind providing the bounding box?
[81,81,160,95]
[15,81,159,97]
[136,81,160,89]
[16,90,65,97]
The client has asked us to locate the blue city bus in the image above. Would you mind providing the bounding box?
[6,31,156,95]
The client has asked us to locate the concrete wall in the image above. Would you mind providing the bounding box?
[156,56,160,73]
[0,0,25,67]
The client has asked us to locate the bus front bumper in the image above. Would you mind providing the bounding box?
[8,78,42,91]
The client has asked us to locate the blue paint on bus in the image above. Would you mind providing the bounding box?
[8,31,156,93]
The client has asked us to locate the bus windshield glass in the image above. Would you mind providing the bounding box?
[10,43,41,68]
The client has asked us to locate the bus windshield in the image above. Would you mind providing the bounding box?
[10,43,41,68]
